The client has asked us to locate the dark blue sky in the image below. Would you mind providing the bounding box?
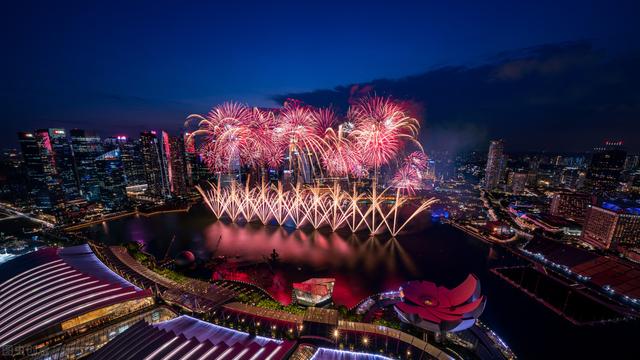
[2,0,639,151]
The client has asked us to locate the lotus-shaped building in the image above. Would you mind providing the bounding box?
[394,274,486,333]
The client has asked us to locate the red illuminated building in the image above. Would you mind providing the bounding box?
[394,274,486,333]
[293,278,335,306]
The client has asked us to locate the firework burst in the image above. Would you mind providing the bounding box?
[348,96,421,176]
[187,96,423,181]
[391,151,428,195]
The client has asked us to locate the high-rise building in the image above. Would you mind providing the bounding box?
[550,192,595,224]
[104,136,146,186]
[184,132,211,186]
[560,167,585,190]
[581,206,618,250]
[581,204,640,250]
[70,129,103,202]
[17,132,45,206]
[95,149,129,210]
[510,172,527,194]
[586,141,627,195]
[167,134,189,195]
[41,128,80,199]
[140,131,170,198]
[624,155,639,171]
[17,131,63,209]
[483,139,504,190]
[0,149,28,204]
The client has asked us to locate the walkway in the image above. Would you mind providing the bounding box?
[91,244,236,312]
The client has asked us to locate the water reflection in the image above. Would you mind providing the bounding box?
[200,221,418,278]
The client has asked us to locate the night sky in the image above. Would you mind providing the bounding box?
[2,0,639,151]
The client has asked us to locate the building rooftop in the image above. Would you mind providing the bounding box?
[572,257,640,300]
[0,245,151,346]
[88,315,295,360]
[523,238,597,267]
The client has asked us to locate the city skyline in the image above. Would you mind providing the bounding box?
[1,2,640,359]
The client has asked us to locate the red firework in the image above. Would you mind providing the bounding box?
[392,151,428,195]
[277,100,328,176]
[186,96,423,179]
[348,96,421,174]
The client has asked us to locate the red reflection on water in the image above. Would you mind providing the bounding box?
[203,221,419,307]
[203,222,357,268]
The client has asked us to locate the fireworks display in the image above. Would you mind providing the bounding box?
[197,179,437,237]
[186,96,422,180]
[188,95,436,236]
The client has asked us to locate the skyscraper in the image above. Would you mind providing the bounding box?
[0,149,28,205]
[168,134,189,196]
[42,128,80,199]
[140,131,170,198]
[184,132,211,186]
[70,129,103,202]
[483,139,504,190]
[17,131,63,209]
[95,149,129,210]
[104,136,146,186]
[586,141,627,195]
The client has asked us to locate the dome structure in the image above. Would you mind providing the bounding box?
[175,250,196,266]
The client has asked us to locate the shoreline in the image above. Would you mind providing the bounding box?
[63,204,193,231]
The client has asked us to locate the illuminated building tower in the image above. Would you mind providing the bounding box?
[560,167,585,190]
[483,139,504,190]
[42,128,80,199]
[550,192,595,224]
[95,149,129,210]
[615,210,640,249]
[70,129,103,202]
[140,131,170,198]
[168,134,189,195]
[0,149,28,205]
[581,204,640,250]
[586,141,627,195]
[183,132,195,186]
[17,131,63,209]
[510,172,527,194]
[183,132,211,186]
[104,136,146,186]
[526,157,539,187]
[581,205,618,249]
